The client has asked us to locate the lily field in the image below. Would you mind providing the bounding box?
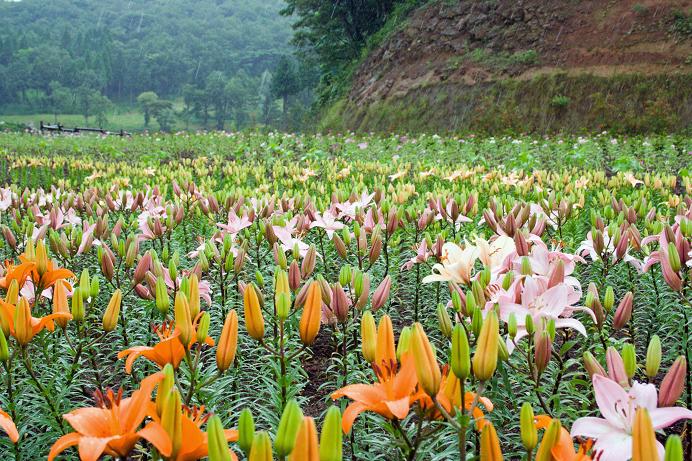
[0,131,690,461]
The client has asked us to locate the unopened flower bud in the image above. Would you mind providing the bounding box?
[645,335,661,378]
[319,406,343,460]
[473,311,499,381]
[658,356,686,407]
[436,304,452,338]
[603,286,615,312]
[613,291,634,330]
[621,343,637,379]
[238,409,255,456]
[520,402,537,451]
[360,311,377,363]
[411,322,441,396]
[275,399,303,457]
[102,289,122,332]
[583,351,606,377]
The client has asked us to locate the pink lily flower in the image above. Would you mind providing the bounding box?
[217,210,253,237]
[498,276,594,352]
[571,374,692,461]
[422,242,478,285]
[309,211,345,239]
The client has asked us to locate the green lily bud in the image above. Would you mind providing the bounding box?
[664,435,683,461]
[622,343,636,379]
[319,406,343,461]
[667,242,681,272]
[276,292,291,321]
[508,313,517,339]
[471,307,483,338]
[502,271,514,290]
[249,431,272,461]
[603,286,614,312]
[196,312,210,344]
[396,326,412,360]
[90,277,100,299]
[451,290,462,313]
[156,276,170,315]
[436,304,452,338]
[525,314,535,336]
[645,335,661,378]
[156,364,176,415]
[451,324,470,380]
[339,266,352,287]
[0,328,9,362]
[238,408,255,456]
[275,399,304,457]
[520,256,532,275]
[255,270,264,288]
[71,288,84,322]
[520,402,537,451]
[79,269,90,295]
[207,415,233,461]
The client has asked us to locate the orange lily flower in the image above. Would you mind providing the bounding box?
[118,320,215,374]
[331,354,420,434]
[0,254,75,292]
[0,297,72,344]
[0,407,18,443]
[535,415,592,461]
[418,371,494,430]
[155,403,239,461]
[48,373,172,461]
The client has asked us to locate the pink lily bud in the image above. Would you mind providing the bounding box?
[317,277,332,306]
[301,245,317,278]
[371,275,392,311]
[503,213,517,237]
[331,283,351,323]
[105,195,116,211]
[234,246,247,273]
[465,194,476,215]
[133,252,152,285]
[531,217,546,236]
[615,231,629,260]
[332,233,348,259]
[264,224,278,247]
[134,283,153,300]
[661,258,682,292]
[534,330,552,374]
[369,234,382,264]
[2,226,16,249]
[386,208,398,236]
[100,247,115,281]
[175,206,184,224]
[606,347,629,387]
[583,351,606,377]
[658,356,687,407]
[613,292,634,330]
[514,231,529,257]
[294,280,310,308]
[172,181,182,196]
[289,260,302,291]
[645,208,656,222]
[482,209,498,233]
[547,260,565,289]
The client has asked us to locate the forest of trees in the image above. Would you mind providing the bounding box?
[0,0,423,130]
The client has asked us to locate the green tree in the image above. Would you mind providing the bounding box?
[137,91,160,127]
[47,81,73,124]
[76,86,111,126]
[271,57,300,128]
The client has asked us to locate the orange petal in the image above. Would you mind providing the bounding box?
[40,268,76,289]
[384,396,411,421]
[341,401,369,434]
[77,435,115,461]
[139,422,172,457]
[48,433,81,461]
[0,409,18,442]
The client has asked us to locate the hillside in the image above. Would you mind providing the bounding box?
[322,0,692,133]
[0,0,291,103]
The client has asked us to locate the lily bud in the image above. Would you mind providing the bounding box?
[196,311,210,344]
[479,422,502,461]
[520,256,532,276]
[5,279,19,306]
[248,431,272,461]
[188,274,200,319]
[508,313,517,339]
[520,403,537,451]
[331,283,350,324]
[207,415,232,461]
[606,346,629,386]
[297,243,314,273]
[134,252,152,284]
[0,328,8,362]
[238,409,255,456]
[276,292,292,321]
[216,310,238,372]
[473,311,499,381]
[583,351,606,377]
[52,280,70,329]
[71,288,85,323]
[174,292,193,347]
[244,284,265,341]
[603,286,615,312]
[645,335,661,378]
[371,275,391,311]
[664,435,683,461]
[535,419,561,461]
[155,276,169,315]
[396,326,411,360]
[534,330,552,374]
[658,356,686,407]
[338,266,352,287]
[360,311,377,363]
[288,260,301,291]
[411,322,441,396]
[14,297,34,345]
[632,408,659,461]
[436,304,452,338]
[333,234,348,259]
[667,242,681,272]
[375,314,396,367]
[289,417,319,461]
[299,281,321,345]
[451,324,470,380]
[319,406,343,461]
[102,289,122,332]
[622,343,637,379]
[613,291,634,330]
[156,364,175,416]
[161,390,183,456]
[275,399,304,457]
[36,240,48,276]
[471,307,483,338]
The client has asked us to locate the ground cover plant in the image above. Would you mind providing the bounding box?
[0,131,690,460]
